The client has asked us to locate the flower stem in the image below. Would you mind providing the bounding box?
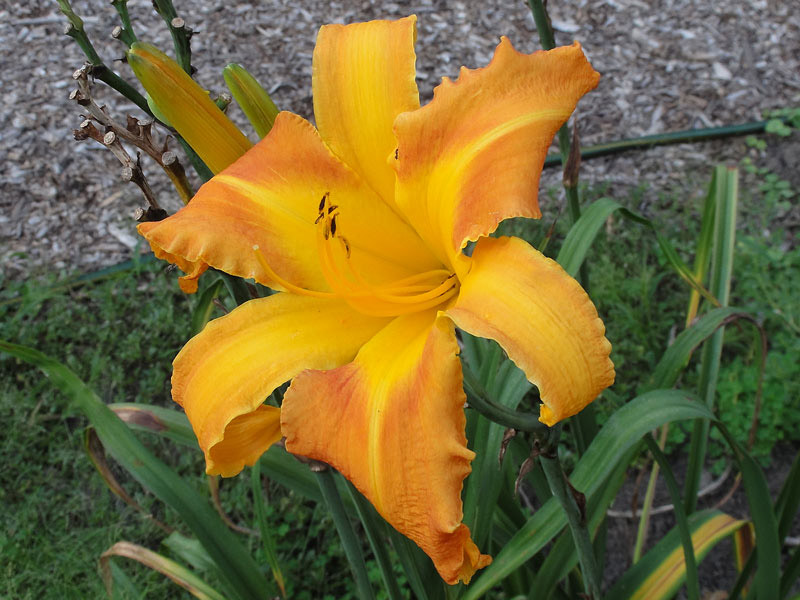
[540,426,601,599]
[152,0,193,75]
[316,468,376,600]
[462,364,545,433]
[527,0,599,457]
[57,0,151,116]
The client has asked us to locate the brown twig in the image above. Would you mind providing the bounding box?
[70,65,194,206]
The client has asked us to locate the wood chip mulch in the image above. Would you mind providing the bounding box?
[1,0,798,279]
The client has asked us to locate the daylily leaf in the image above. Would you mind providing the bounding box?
[604,510,745,600]
[0,340,271,600]
[100,541,226,600]
[463,390,714,599]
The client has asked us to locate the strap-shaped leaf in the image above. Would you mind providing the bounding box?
[555,198,718,306]
[110,401,325,503]
[644,307,745,392]
[0,340,270,600]
[462,390,713,599]
[100,541,226,600]
[714,422,781,598]
[604,510,745,600]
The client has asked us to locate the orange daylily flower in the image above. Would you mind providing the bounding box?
[138,16,614,584]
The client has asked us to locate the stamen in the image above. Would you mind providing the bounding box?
[312,198,460,316]
[252,245,334,299]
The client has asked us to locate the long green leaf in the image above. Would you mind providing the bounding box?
[463,346,531,549]
[531,449,634,599]
[730,450,800,599]
[685,166,738,512]
[110,401,324,504]
[780,544,800,599]
[100,541,226,600]
[643,435,699,600]
[347,483,405,600]
[685,169,718,324]
[604,510,744,600]
[644,307,744,392]
[0,341,270,600]
[162,532,218,574]
[315,469,375,600]
[463,390,713,599]
[555,198,718,306]
[775,450,800,543]
[714,422,781,598]
[556,198,620,277]
[109,402,198,448]
[191,278,224,335]
[252,460,286,596]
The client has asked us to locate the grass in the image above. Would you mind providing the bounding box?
[2,138,797,597]
[0,255,401,599]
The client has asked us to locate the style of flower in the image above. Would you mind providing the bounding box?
[137,16,614,584]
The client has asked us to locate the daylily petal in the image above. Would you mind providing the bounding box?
[445,236,614,425]
[313,16,420,211]
[393,40,599,269]
[281,310,491,584]
[139,112,440,293]
[172,293,388,476]
[149,243,208,294]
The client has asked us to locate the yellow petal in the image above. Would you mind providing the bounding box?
[445,236,614,425]
[282,310,491,584]
[393,40,599,269]
[139,112,440,294]
[127,42,252,174]
[313,16,419,211]
[172,293,388,476]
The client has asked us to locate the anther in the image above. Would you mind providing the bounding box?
[330,214,337,237]
[340,237,351,258]
[318,192,329,212]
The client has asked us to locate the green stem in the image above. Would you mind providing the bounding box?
[642,435,699,600]
[111,0,137,46]
[527,0,597,457]
[539,427,601,599]
[152,0,192,74]
[346,483,404,600]
[57,1,151,115]
[462,365,545,433]
[527,0,556,49]
[316,469,376,600]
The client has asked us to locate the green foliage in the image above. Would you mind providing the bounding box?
[0,260,192,599]
[0,261,392,599]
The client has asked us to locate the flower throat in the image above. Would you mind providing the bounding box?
[253,193,457,317]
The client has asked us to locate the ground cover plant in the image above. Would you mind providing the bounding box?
[2,1,799,599]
